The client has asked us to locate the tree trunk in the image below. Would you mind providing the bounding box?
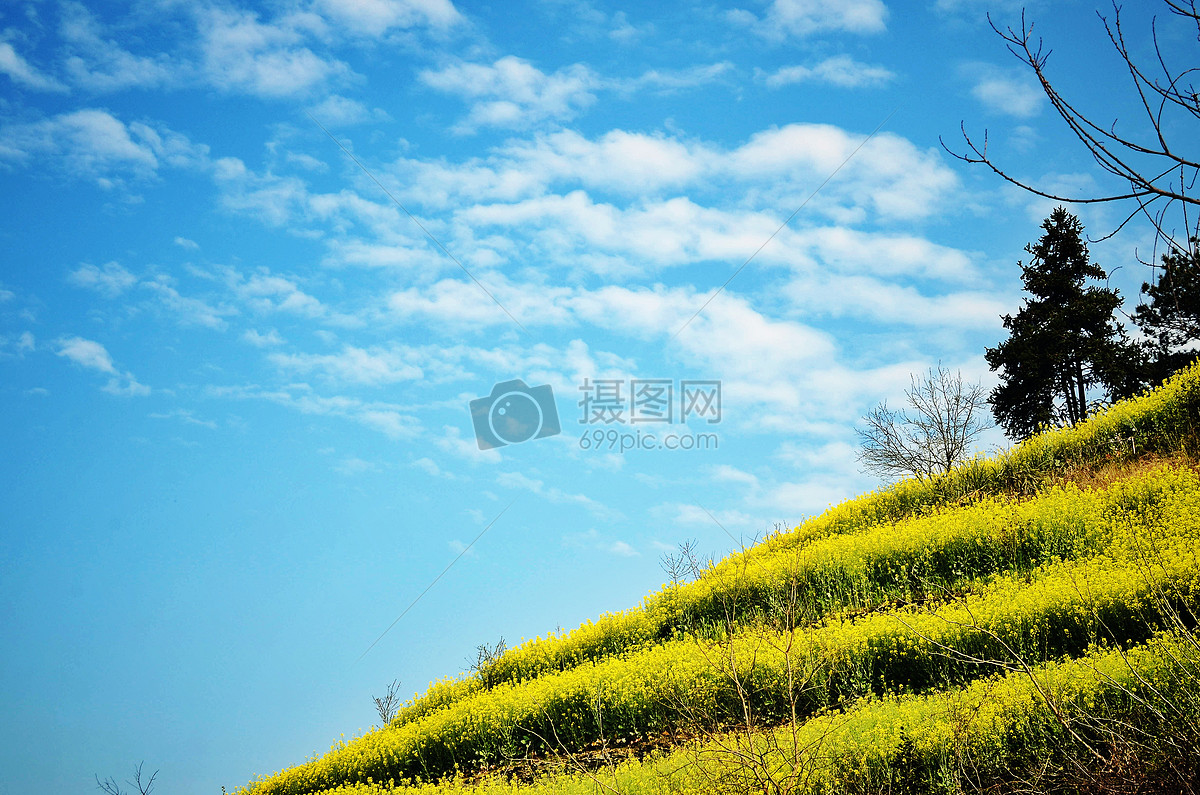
[1062,368,1079,425]
[1075,358,1087,420]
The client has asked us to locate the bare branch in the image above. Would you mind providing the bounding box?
[372,678,403,726]
[948,2,1200,250]
[96,762,157,795]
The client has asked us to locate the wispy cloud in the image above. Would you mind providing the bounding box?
[57,336,117,374]
[967,64,1043,117]
[242,328,285,347]
[420,58,733,132]
[496,470,614,517]
[197,6,354,98]
[59,2,178,91]
[420,56,601,131]
[67,262,137,297]
[149,408,218,429]
[0,109,208,187]
[269,345,425,386]
[733,0,888,39]
[562,527,639,556]
[0,40,67,92]
[142,276,236,330]
[56,336,150,396]
[206,383,422,439]
[759,55,894,89]
[306,94,390,127]
[313,0,463,35]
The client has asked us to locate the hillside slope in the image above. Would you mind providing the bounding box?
[237,364,1200,795]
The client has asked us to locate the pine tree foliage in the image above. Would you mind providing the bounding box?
[1134,238,1200,384]
[986,208,1137,440]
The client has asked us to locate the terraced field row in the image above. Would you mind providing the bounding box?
[238,465,1200,795]
[261,631,1200,795]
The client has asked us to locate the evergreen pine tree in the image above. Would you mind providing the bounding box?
[1133,239,1200,384]
[986,207,1138,440]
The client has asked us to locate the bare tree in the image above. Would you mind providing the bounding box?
[372,678,402,726]
[857,366,990,482]
[96,762,157,795]
[471,637,507,690]
[659,539,704,585]
[946,2,1200,257]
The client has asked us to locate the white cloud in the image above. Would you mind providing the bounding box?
[935,0,1025,13]
[59,2,177,91]
[0,40,66,92]
[392,123,957,223]
[562,527,639,556]
[739,0,888,38]
[228,270,327,318]
[783,274,1008,329]
[358,408,423,438]
[56,336,117,374]
[419,57,733,132]
[501,129,714,195]
[666,503,758,536]
[710,464,759,488]
[760,55,894,88]
[212,156,310,226]
[269,345,424,385]
[388,280,851,433]
[67,261,137,297]
[608,540,638,556]
[725,125,958,222]
[622,62,734,93]
[413,456,455,478]
[306,94,390,126]
[496,470,613,516]
[969,66,1043,117]
[312,0,463,35]
[334,456,377,475]
[434,424,501,461]
[102,376,151,397]
[420,56,601,131]
[0,109,207,185]
[286,151,329,171]
[791,226,977,282]
[56,336,149,396]
[149,408,218,428]
[242,328,285,347]
[210,123,959,286]
[447,538,478,556]
[174,236,200,250]
[142,276,234,330]
[2,331,37,359]
[208,382,423,438]
[198,6,352,98]
[761,480,850,515]
[609,10,652,43]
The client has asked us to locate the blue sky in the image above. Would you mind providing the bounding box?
[0,0,1186,792]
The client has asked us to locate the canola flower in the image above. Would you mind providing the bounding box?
[237,466,1200,794]
[235,364,1200,795]
[252,632,1200,795]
